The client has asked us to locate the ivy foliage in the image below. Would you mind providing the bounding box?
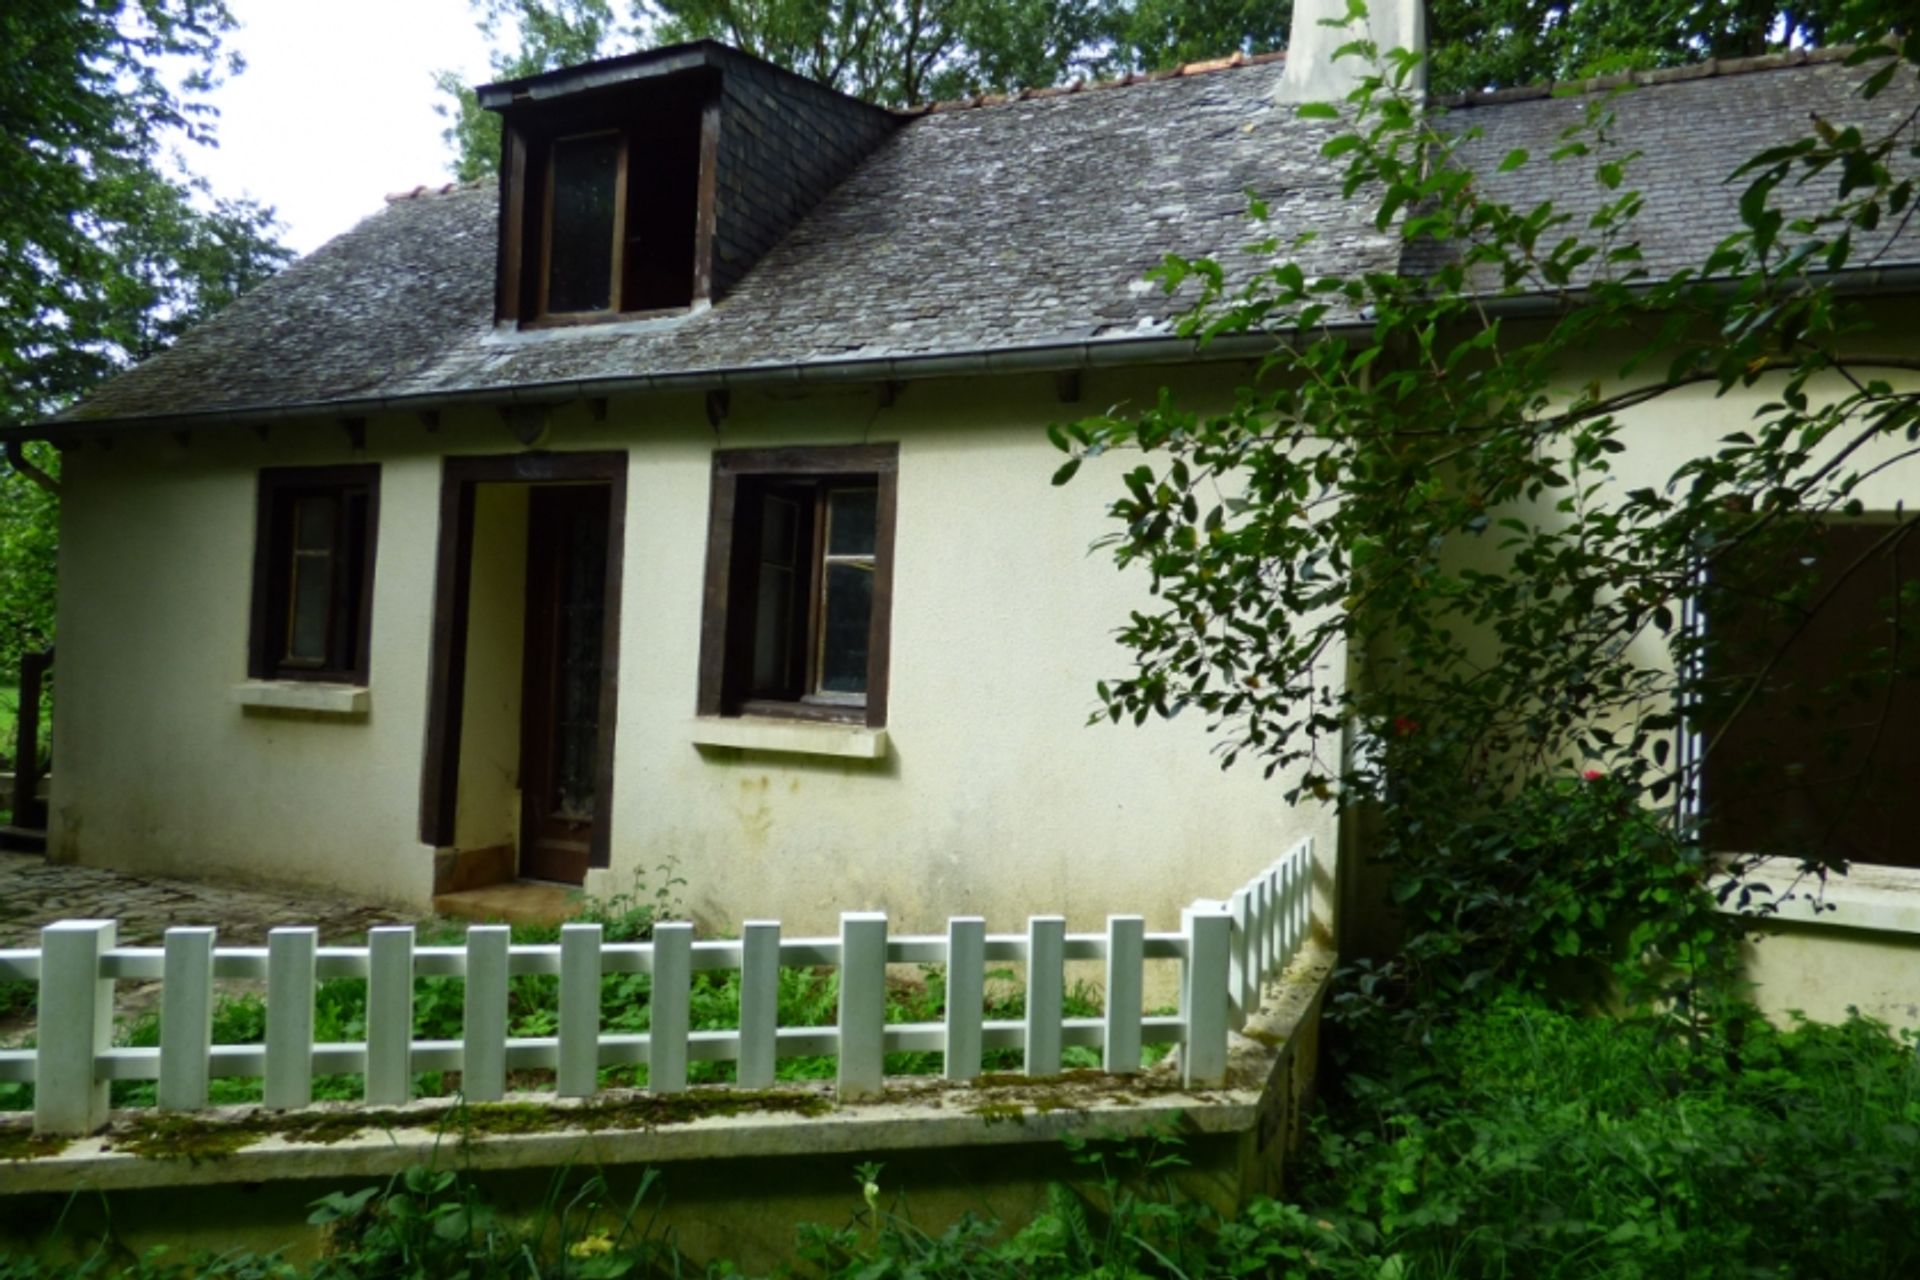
[1056,9,1920,1014]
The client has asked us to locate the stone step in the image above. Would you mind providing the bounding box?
[432,880,579,928]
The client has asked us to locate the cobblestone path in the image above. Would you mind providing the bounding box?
[0,852,414,949]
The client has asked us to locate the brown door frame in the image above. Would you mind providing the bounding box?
[419,451,628,870]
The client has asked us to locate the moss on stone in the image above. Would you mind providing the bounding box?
[0,1128,70,1162]
[98,1086,835,1161]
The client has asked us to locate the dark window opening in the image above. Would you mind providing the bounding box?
[504,81,707,325]
[698,446,897,727]
[250,466,380,684]
[1699,518,1920,869]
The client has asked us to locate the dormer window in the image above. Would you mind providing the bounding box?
[543,132,625,315]
[479,44,897,330]
[493,75,711,327]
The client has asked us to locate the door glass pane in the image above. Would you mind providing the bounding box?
[827,488,877,557]
[546,134,621,314]
[818,562,873,695]
[753,567,795,694]
[288,554,332,662]
[553,499,607,819]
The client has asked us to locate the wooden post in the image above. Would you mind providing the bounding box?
[1181,903,1232,1089]
[738,921,781,1089]
[943,917,985,1082]
[649,922,692,1093]
[1024,915,1065,1076]
[9,648,50,832]
[837,912,887,1101]
[558,924,602,1098]
[159,927,217,1111]
[264,927,317,1109]
[35,920,115,1135]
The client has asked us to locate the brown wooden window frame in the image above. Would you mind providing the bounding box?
[536,128,631,322]
[248,465,380,685]
[496,81,721,328]
[698,445,898,728]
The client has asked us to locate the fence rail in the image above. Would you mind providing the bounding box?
[0,839,1315,1135]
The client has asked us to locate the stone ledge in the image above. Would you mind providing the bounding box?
[1713,863,1920,936]
[689,716,888,760]
[230,681,369,716]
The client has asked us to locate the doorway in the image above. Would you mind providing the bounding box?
[420,453,627,884]
[519,485,610,883]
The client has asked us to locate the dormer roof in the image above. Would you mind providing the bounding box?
[30,47,1920,436]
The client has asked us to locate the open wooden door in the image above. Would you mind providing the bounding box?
[519,485,611,885]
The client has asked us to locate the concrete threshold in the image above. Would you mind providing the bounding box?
[431,879,579,926]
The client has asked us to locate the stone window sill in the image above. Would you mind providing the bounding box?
[690,716,888,760]
[1712,861,1920,936]
[231,681,370,716]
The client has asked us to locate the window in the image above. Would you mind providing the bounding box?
[698,445,898,726]
[500,86,707,325]
[249,466,379,684]
[1696,517,1920,869]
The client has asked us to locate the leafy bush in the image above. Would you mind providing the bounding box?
[1340,772,1735,1028]
[1296,997,1920,1279]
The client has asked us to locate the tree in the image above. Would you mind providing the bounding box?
[0,1,292,676]
[1053,15,1920,1015]
[1427,0,1901,94]
[436,0,621,184]
[439,0,1125,177]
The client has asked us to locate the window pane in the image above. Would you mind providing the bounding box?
[289,554,332,662]
[818,562,873,695]
[753,567,795,694]
[293,495,336,552]
[546,134,621,314]
[761,495,799,565]
[827,488,877,557]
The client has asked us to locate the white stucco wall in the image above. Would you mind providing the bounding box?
[49,364,1340,941]
[1387,305,1920,1025]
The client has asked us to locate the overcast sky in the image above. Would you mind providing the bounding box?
[188,0,498,256]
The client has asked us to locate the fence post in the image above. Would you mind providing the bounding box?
[159,927,217,1111]
[649,922,692,1093]
[34,920,115,1135]
[1025,915,1065,1076]
[1228,888,1253,1029]
[1251,870,1273,983]
[837,912,887,1101]
[1180,902,1232,1089]
[738,921,781,1089]
[461,925,510,1103]
[558,923,602,1098]
[265,926,317,1109]
[944,917,985,1082]
[1103,915,1144,1074]
[365,926,414,1105]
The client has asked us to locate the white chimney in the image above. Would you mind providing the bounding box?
[1275,0,1427,103]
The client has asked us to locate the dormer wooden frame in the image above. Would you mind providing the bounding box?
[497,84,722,329]
[535,129,630,323]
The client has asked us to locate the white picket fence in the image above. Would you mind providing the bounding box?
[0,839,1316,1136]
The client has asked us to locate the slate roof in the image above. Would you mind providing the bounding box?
[44,48,1920,430]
